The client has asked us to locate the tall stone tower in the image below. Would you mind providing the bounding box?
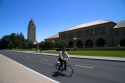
[27,18,36,42]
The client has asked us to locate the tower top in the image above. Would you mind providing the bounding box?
[30,18,34,22]
[29,18,35,27]
[31,18,33,21]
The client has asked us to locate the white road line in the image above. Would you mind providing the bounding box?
[75,65,80,67]
[42,59,49,61]
[74,65,94,69]
[27,56,31,58]
[79,65,94,69]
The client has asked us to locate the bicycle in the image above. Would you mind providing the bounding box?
[55,61,73,77]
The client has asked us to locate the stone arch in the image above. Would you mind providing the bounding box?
[120,39,125,46]
[96,38,105,47]
[76,40,83,48]
[85,40,94,48]
[69,41,74,48]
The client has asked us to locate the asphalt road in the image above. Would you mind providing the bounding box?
[0,50,125,83]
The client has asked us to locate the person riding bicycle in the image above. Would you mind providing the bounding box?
[58,48,69,71]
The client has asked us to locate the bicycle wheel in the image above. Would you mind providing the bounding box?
[55,63,63,72]
[65,65,73,76]
[55,63,59,71]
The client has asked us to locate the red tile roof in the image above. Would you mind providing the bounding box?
[46,34,59,39]
[114,21,125,28]
[63,20,112,32]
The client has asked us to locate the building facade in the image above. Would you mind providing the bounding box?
[27,18,36,42]
[113,21,125,46]
[58,20,125,48]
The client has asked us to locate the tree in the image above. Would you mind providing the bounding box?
[0,33,33,49]
[0,35,10,49]
[39,41,45,49]
[55,40,68,48]
[39,40,54,50]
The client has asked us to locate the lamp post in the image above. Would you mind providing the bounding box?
[33,40,39,52]
[52,40,55,49]
[73,37,77,49]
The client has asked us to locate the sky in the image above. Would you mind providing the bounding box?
[0,0,125,42]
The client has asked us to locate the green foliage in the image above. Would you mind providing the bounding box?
[39,40,68,50]
[0,33,34,49]
[39,41,54,49]
[55,40,68,48]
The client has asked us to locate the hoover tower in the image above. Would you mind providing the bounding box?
[27,18,36,42]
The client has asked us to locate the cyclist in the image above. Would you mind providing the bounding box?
[58,48,69,71]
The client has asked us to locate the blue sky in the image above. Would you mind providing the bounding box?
[0,0,125,42]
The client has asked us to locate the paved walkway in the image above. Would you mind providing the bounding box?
[0,54,59,83]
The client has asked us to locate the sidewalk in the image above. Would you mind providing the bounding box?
[12,50,125,62]
[0,54,59,83]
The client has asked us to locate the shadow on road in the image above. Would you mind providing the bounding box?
[52,71,72,78]
[52,71,65,77]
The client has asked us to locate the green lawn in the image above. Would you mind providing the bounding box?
[68,51,125,57]
[15,49,125,57]
[41,50,125,57]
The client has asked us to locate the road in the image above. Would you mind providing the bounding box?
[0,50,125,83]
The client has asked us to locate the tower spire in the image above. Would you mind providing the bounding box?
[31,18,33,21]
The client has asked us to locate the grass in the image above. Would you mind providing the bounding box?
[14,49,125,58]
[41,50,125,57]
[68,50,125,57]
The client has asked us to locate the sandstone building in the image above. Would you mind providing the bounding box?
[113,21,125,46]
[46,20,125,48]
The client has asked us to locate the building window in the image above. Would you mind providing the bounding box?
[85,29,93,36]
[96,38,105,47]
[95,27,105,35]
[61,33,66,39]
[114,30,119,36]
[121,29,125,35]
[68,32,74,39]
[85,40,94,48]
[120,39,125,46]
[32,24,34,26]
[75,31,82,38]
